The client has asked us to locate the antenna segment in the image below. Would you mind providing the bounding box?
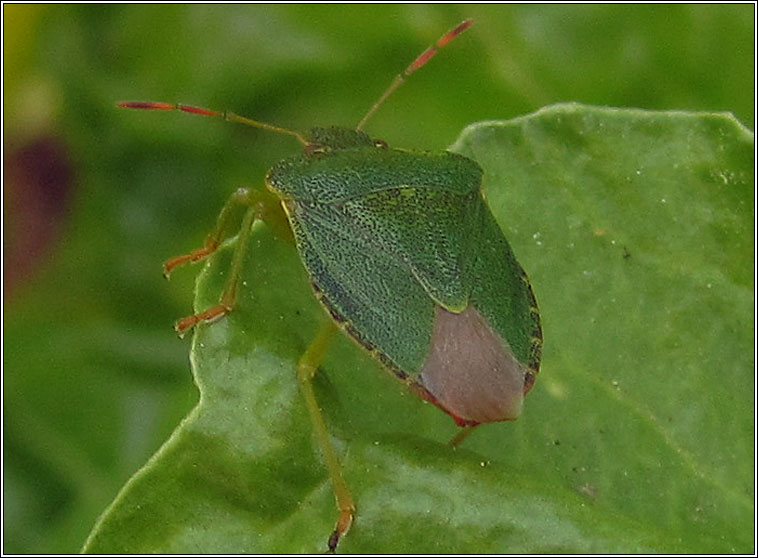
[355,19,474,131]
[116,101,308,145]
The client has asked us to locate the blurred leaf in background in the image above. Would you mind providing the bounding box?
[3,4,754,554]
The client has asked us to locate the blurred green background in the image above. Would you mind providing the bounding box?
[3,4,754,553]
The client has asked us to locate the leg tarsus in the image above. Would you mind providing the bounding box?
[163,238,219,278]
[174,303,230,337]
[163,187,255,277]
[327,508,354,553]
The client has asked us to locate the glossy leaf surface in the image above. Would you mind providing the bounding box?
[83,105,754,554]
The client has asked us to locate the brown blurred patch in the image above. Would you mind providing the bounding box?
[4,137,73,299]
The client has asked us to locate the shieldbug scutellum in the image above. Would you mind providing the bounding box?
[119,19,542,552]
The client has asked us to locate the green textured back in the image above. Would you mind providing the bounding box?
[267,142,481,203]
[285,197,436,374]
[266,136,539,380]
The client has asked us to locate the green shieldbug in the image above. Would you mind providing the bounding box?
[119,19,542,552]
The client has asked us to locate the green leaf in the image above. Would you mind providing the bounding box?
[83,104,754,553]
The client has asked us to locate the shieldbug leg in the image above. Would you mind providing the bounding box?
[173,188,287,336]
[163,187,254,278]
[173,203,256,336]
[448,425,476,448]
[297,321,355,552]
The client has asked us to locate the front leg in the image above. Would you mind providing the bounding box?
[168,187,289,336]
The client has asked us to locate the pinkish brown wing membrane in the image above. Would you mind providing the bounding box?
[418,305,526,424]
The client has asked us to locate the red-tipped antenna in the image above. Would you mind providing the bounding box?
[356,19,474,131]
[116,101,308,145]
